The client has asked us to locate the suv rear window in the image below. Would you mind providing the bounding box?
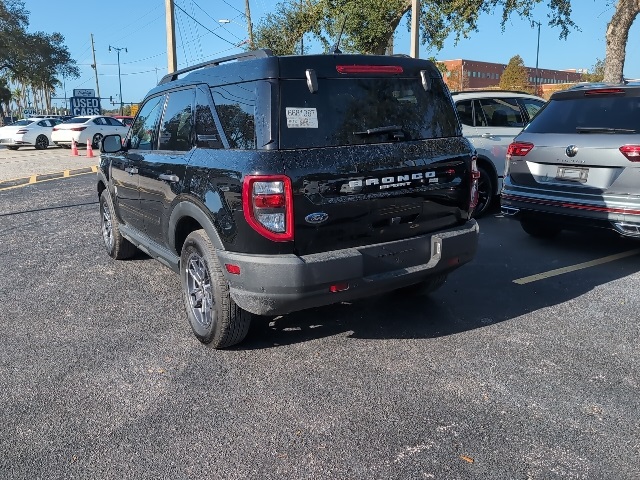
[525,95,640,134]
[279,77,459,149]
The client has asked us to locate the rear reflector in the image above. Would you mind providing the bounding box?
[225,264,241,275]
[330,283,349,293]
[620,145,640,161]
[336,65,403,74]
[507,142,534,157]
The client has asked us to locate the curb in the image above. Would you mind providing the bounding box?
[0,165,98,191]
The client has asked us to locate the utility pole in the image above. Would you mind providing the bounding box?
[109,45,127,115]
[90,34,101,103]
[245,0,254,50]
[410,0,419,58]
[166,0,177,73]
[533,21,541,95]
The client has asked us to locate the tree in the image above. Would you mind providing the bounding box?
[582,58,605,82]
[499,55,532,93]
[603,0,640,82]
[254,0,578,56]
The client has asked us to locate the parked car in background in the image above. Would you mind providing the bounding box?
[112,115,134,127]
[51,115,129,149]
[0,117,63,150]
[451,90,546,216]
[502,82,640,239]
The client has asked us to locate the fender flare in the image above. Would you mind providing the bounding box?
[169,201,225,253]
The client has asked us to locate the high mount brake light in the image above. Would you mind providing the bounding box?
[507,142,534,157]
[242,175,294,242]
[584,88,624,95]
[619,145,640,161]
[336,65,403,74]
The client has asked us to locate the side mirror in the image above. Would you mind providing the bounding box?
[101,134,123,153]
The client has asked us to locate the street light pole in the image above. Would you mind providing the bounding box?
[533,21,541,95]
[109,45,127,115]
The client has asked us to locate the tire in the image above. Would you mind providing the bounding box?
[99,189,137,259]
[6,146,18,150]
[92,133,103,149]
[520,218,562,239]
[396,273,448,297]
[181,229,251,348]
[472,166,494,218]
[35,135,49,150]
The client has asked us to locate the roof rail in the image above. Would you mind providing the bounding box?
[158,49,274,85]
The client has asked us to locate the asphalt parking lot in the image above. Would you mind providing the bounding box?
[1,146,639,479]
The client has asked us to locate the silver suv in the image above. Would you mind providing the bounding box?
[451,90,546,216]
[502,82,640,238]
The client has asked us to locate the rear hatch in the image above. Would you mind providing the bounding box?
[277,55,474,255]
[508,86,640,195]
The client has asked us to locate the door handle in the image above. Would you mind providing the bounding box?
[124,167,138,175]
[481,133,494,138]
[159,173,180,182]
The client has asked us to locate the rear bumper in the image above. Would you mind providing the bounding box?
[217,220,479,316]
[501,187,640,237]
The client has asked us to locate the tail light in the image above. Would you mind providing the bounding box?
[619,145,640,162]
[52,127,59,131]
[242,175,294,242]
[470,156,480,210]
[506,142,534,158]
[70,127,87,132]
[16,129,28,134]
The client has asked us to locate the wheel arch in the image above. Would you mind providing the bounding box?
[170,201,225,257]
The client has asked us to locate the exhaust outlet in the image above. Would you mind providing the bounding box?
[501,206,520,216]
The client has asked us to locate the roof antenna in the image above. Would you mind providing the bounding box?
[330,16,347,54]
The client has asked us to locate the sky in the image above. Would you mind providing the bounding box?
[21,0,640,110]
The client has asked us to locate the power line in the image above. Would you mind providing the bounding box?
[173,2,237,46]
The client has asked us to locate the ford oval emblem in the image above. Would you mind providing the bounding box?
[565,144,578,157]
[305,212,329,224]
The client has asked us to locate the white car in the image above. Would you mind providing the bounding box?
[0,118,63,150]
[450,90,546,216]
[51,115,129,149]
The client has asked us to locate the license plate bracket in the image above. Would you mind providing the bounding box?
[556,166,588,183]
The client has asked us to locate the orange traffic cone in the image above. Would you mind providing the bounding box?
[86,138,94,158]
[70,138,78,156]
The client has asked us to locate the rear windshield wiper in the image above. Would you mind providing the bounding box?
[353,125,404,136]
[576,127,637,134]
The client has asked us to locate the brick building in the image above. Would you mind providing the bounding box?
[440,59,585,96]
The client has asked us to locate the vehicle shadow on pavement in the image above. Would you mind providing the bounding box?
[239,219,640,350]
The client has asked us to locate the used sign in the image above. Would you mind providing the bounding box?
[70,97,101,116]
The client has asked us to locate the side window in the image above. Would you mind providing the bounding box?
[159,88,194,151]
[195,88,223,149]
[479,98,524,128]
[106,117,122,126]
[518,98,545,122]
[37,121,48,127]
[130,95,164,150]
[92,118,105,125]
[211,83,256,150]
[455,100,474,126]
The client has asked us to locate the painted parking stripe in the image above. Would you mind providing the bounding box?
[0,166,98,191]
[513,248,640,285]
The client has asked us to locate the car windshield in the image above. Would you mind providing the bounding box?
[524,95,640,134]
[64,117,90,124]
[278,77,459,148]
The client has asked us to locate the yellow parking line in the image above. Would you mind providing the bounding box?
[63,170,70,177]
[513,248,640,284]
[29,175,37,184]
[91,165,98,173]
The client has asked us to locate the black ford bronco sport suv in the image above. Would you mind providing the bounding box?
[98,49,480,348]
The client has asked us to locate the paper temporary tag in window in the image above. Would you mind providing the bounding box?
[286,107,318,128]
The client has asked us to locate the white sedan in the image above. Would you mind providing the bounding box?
[51,115,129,149]
[0,118,63,150]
